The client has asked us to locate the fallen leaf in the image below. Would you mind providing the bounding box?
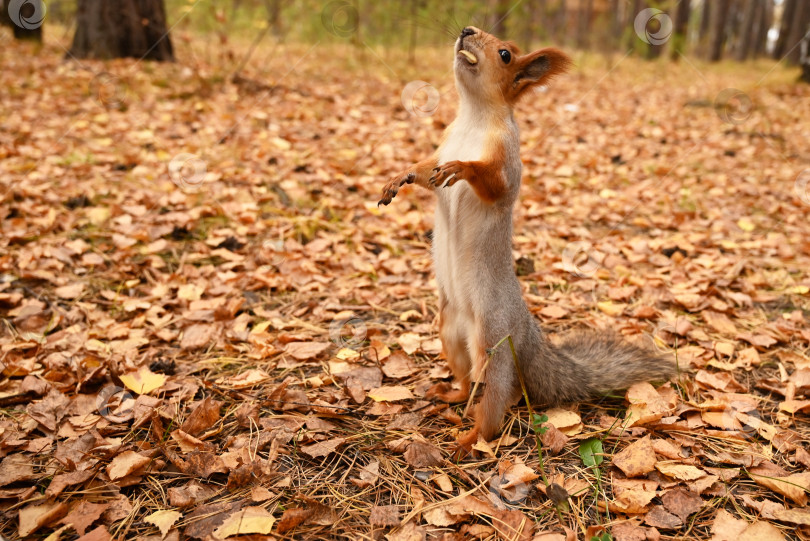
[750,471,810,505]
[403,441,443,468]
[213,506,275,538]
[301,437,345,458]
[19,501,68,538]
[107,450,150,481]
[368,386,413,402]
[145,510,181,539]
[285,341,330,360]
[119,365,167,395]
[613,435,657,478]
[655,462,706,481]
[370,505,400,527]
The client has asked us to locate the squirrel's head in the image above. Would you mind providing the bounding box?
[454,26,571,107]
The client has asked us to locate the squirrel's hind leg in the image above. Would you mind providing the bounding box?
[456,330,520,455]
[426,299,472,404]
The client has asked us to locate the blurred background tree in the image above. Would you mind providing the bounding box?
[2,0,809,79]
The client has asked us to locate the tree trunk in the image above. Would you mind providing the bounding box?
[773,0,796,59]
[2,0,45,42]
[734,0,758,60]
[783,0,810,64]
[708,0,730,61]
[698,0,712,53]
[69,0,174,61]
[576,0,593,49]
[752,0,773,57]
[408,0,417,62]
[801,26,810,82]
[670,0,691,60]
[626,0,642,50]
[488,0,509,36]
[267,0,282,38]
[521,0,543,50]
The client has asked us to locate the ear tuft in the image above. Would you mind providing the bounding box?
[511,48,572,101]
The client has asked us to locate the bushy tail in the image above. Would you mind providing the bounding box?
[525,330,676,406]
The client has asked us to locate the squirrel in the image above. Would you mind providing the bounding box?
[378,26,675,453]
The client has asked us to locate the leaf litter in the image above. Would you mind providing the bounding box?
[0,32,809,541]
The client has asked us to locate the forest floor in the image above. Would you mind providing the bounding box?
[1,29,810,541]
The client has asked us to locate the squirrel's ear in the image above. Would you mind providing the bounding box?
[511,48,571,100]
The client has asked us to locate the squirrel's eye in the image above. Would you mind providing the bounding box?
[499,49,511,64]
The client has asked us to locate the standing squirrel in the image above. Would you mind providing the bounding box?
[378,26,674,453]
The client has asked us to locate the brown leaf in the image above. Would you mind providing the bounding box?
[368,385,414,402]
[107,450,150,481]
[18,501,68,538]
[750,471,810,505]
[644,505,683,530]
[167,480,220,508]
[661,488,703,521]
[381,351,418,379]
[613,435,657,477]
[0,454,37,486]
[385,521,427,541]
[76,525,112,541]
[370,505,400,527]
[540,423,569,454]
[772,507,810,525]
[301,437,346,458]
[26,388,70,431]
[46,469,94,498]
[403,441,443,468]
[285,341,330,360]
[180,397,222,436]
[60,501,109,536]
[183,501,242,540]
[180,323,218,350]
[655,462,706,481]
[711,509,748,541]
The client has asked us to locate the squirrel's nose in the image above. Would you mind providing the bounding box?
[460,27,476,39]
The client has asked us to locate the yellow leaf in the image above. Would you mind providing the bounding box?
[368,386,414,402]
[213,506,275,537]
[145,510,182,539]
[119,365,167,395]
[737,217,755,231]
[597,301,626,317]
[655,462,706,481]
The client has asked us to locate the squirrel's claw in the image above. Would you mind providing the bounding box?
[429,161,463,189]
[379,172,414,207]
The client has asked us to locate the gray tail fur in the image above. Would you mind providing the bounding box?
[524,330,676,406]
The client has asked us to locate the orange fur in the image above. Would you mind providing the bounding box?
[428,139,508,204]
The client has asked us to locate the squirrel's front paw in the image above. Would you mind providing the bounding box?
[378,172,416,207]
[429,161,466,189]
